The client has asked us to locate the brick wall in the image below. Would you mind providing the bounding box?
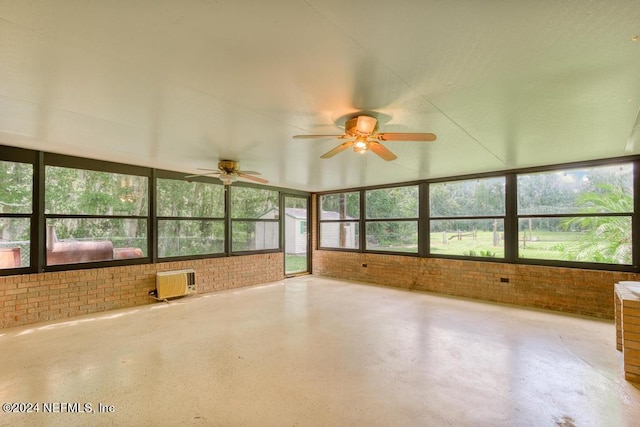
[310,195,636,319]
[313,251,638,319]
[0,253,284,329]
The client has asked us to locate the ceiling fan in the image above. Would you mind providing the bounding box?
[185,160,268,185]
[293,115,436,161]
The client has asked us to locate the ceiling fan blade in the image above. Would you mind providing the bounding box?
[237,173,269,184]
[376,132,437,142]
[293,134,346,139]
[356,115,378,134]
[368,142,397,161]
[196,167,219,171]
[184,172,221,179]
[321,141,355,159]
[237,170,261,175]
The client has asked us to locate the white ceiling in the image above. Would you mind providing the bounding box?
[1,1,639,192]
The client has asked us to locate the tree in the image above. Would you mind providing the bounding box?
[0,161,32,267]
[561,183,632,264]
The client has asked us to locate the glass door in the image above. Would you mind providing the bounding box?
[283,195,309,276]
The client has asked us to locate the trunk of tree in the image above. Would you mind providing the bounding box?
[339,193,347,247]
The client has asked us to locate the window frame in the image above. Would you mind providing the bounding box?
[228,183,281,255]
[514,160,635,270]
[1,143,638,276]
[314,156,638,272]
[427,174,507,261]
[155,170,227,261]
[0,147,37,274]
[42,153,152,271]
[317,190,361,251]
[364,184,420,256]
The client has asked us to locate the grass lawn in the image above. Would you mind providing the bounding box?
[286,254,308,274]
[429,230,583,260]
[360,230,587,260]
[366,245,418,253]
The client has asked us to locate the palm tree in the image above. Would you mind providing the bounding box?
[561,183,632,264]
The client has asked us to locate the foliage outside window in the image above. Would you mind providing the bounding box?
[157,178,225,258]
[517,164,633,264]
[230,187,279,252]
[429,177,506,258]
[319,192,360,249]
[45,166,148,265]
[365,186,418,253]
[0,161,33,269]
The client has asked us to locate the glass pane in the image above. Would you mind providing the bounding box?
[45,166,148,216]
[517,163,633,215]
[366,186,418,219]
[429,177,505,217]
[158,220,224,257]
[284,196,308,275]
[230,187,279,219]
[366,221,418,253]
[46,219,147,265]
[0,161,33,214]
[231,221,279,251]
[157,178,224,217]
[0,218,30,268]
[320,192,360,220]
[430,219,504,258]
[319,222,359,249]
[518,216,632,264]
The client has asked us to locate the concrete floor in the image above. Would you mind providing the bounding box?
[0,276,639,426]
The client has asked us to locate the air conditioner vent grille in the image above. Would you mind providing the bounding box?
[156,269,196,299]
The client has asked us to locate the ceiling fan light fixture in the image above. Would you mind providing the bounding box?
[354,138,368,150]
[219,172,238,185]
[353,137,369,154]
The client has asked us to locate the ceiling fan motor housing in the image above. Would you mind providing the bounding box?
[218,160,240,173]
[345,116,378,136]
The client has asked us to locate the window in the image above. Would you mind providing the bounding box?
[0,160,33,269]
[157,177,225,258]
[517,163,633,265]
[429,177,506,258]
[2,142,638,275]
[230,187,279,252]
[45,164,148,265]
[319,192,360,249]
[365,185,418,253]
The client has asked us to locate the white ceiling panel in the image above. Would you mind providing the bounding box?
[1,0,639,191]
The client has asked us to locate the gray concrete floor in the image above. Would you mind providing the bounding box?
[0,276,639,426]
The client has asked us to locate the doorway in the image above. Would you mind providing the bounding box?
[283,195,309,276]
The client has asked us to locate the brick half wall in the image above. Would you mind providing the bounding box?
[313,250,636,319]
[0,253,284,329]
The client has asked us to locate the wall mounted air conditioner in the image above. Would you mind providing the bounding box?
[156,269,196,299]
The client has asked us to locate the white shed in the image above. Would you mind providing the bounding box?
[283,208,308,255]
[319,211,357,249]
[258,207,308,254]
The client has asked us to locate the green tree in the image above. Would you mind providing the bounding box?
[231,187,278,218]
[0,160,32,215]
[320,192,359,219]
[561,183,632,264]
[0,161,33,266]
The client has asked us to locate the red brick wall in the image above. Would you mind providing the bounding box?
[313,251,638,319]
[0,253,283,329]
[310,195,635,319]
